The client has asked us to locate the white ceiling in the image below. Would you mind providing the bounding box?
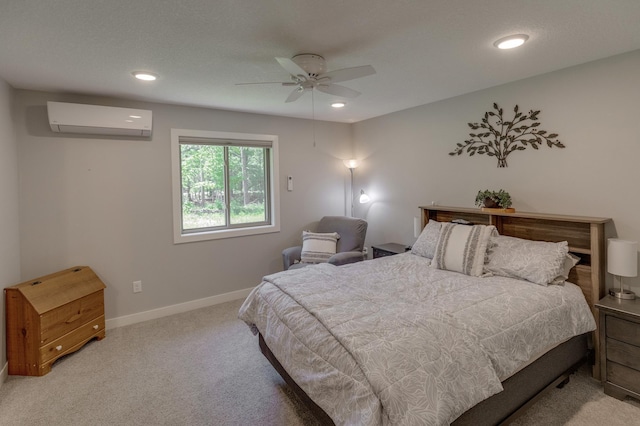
[1,1,639,123]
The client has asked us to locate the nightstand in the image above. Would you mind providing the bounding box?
[372,243,409,259]
[596,296,640,401]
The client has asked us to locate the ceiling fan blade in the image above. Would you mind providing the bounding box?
[276,57,309,79]
[316,83,361,98]
[235,81,292,86]
[285,87,305,103]
[321,65,376,83]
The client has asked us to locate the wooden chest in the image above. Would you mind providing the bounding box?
[5,266,106,376]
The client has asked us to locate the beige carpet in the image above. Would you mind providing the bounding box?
[1,298,639,425]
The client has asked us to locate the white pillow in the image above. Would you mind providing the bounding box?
[431,223,496,277]
[550,253,581,285]
[411,220,441,259]
[300,231,340,264]
[484,235,569,286]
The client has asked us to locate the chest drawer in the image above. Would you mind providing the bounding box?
[40,290,104,345]
[40,315,105,363]
[607,338,640,370]
[607,316,640,347]
[608,361,640,396]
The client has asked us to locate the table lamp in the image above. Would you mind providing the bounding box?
[608,238,638,299]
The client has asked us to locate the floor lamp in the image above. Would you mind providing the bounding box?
[343,159,359,217]
[608,238,638,300]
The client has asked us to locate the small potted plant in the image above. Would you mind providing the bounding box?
[475,189,514,212]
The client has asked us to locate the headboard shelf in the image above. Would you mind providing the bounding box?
[419,205,611,225]
[568,247,592,255]
[419,205,612,379]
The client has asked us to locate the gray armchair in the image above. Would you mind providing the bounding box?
[282,216,368,270]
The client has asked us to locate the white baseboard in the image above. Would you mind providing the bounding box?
[0,362,7,388]
[105,287,254,330]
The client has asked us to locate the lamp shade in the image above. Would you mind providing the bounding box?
[343,159,359,169]
[608,238,638,277]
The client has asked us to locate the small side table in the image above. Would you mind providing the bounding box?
[372,243,409,259]
[596,296,640,401]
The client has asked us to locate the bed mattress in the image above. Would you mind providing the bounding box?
[239,253,595,426]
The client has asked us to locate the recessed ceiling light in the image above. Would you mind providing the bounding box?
[331,102,346,108]
[494,34,529,50]
[129,115,142,119]
[132,71,158,81]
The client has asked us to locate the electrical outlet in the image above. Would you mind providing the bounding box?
[133,280,142,293]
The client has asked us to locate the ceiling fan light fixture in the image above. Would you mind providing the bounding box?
[132,71,158,81]
[291,54,327,76]
[494,34,529,49]
[331,102,346,108]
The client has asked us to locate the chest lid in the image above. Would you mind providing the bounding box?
[7,266,106,314]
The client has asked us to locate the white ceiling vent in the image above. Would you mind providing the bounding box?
[47,101,152,137]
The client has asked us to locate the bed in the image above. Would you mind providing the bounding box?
[239,206,611,425]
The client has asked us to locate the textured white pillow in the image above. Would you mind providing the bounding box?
[550,253,581,285]
[432,223,496,277]
[484,235,569,286]
[300,231,340,264]
[411,220,441,259]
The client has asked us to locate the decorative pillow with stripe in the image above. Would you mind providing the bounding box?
[431,223,496,277]
[300,231,340,264]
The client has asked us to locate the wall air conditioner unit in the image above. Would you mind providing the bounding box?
[47,101,152,137]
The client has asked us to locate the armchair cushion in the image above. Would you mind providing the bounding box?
[328,251,366,266]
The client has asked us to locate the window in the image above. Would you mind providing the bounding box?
[171,129,280,243]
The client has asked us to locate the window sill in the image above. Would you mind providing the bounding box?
[174,223,280,244]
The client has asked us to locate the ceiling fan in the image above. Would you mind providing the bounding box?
[236,54,376,103]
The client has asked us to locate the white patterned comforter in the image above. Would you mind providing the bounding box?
[238,253,595,426]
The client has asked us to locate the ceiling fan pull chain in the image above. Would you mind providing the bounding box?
[312,89,316,148]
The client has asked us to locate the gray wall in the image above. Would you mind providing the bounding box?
[14,91,353,320]
[0,78,21,369]
[9,49,640,332]
[353,50,640,293]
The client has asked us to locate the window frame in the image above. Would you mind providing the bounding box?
[171,129,280,244]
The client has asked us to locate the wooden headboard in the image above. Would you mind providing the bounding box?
[420,205,611,379]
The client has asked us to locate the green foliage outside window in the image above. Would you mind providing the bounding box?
[180,143,268,231]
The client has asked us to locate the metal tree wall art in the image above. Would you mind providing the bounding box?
[449,103,565,167]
